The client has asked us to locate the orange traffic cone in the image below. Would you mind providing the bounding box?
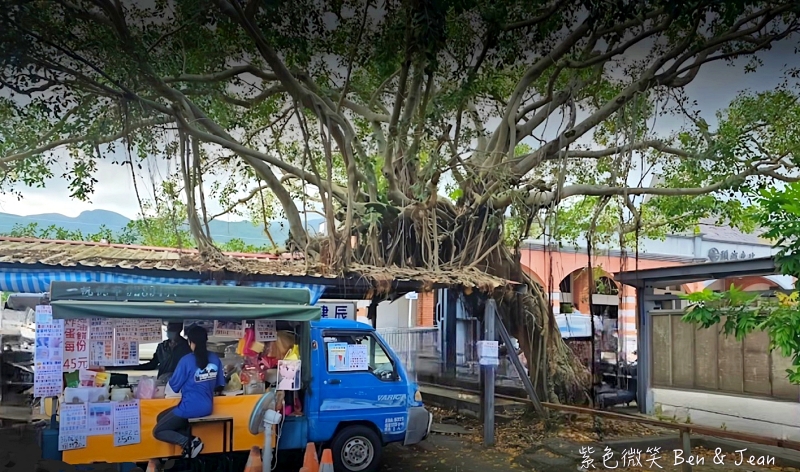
[302,442,319,472]
[145,459,159,472]
[319,449,334,472]
[244,446,263,472]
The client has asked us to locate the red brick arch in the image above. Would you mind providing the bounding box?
[520,264,547,288]
[706,275,783,292]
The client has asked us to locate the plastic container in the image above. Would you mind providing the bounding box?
[110,387,132,402]
[94,372,110,388]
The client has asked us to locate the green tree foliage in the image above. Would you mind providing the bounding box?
[2,0,800,402]
[683,181,800,382]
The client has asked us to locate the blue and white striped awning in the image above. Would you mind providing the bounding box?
[0,267,326,304]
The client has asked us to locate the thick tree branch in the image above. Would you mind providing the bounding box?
[556,164,783,201]
[540,140,691,161]
[0,116,174,168]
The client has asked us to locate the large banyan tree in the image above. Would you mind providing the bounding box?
[2,0,800,402]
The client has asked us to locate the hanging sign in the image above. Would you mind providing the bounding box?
[63,318,90,372]
[34,311,64,398]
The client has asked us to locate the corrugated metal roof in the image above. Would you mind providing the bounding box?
[0,237,510,290]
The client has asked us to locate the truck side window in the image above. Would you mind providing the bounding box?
[325,333,396,380]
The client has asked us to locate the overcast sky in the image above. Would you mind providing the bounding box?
[0,35,797,222]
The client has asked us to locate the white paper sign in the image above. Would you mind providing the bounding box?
[114,340,139,366]
[347,344,369,371]
[326,343,369,372]
[255,320,277,342]
[59,434,87,451]
[63,318,90,372]
[59,403,87,451]
[113,400,141,447]
[213,320,244,338]
[89,318,114,341]
[34,319,64,398]
[87,402,113,436]
[114,319,139,341]
[89,318,115,366]
[477,341,499,366]
[327,343,348,372]
[60,403,87,434]
[90,340,114,367]
[139,319,163,343]
[35,305,53,323]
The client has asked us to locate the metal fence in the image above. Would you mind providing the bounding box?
[377,327,439,380]
[375,326,529,387]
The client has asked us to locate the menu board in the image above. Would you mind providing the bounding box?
[87,402,113,436]
[327,343,369,372]
[139,319,163,344]
[255,320,277,342]
[89,318,115,366]
[59,403,88,451]
[114,319,139,366]
[327,343,349,372]
[114,340,139,366]
[113,400,141,447]
[347,344,369,371]
[213,320,244,338]
[89,318,114,341]
[114,319,139,341]
[34,316,64,398]
[63,318,90,372]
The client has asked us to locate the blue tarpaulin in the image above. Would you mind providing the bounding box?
[0,267,326,304]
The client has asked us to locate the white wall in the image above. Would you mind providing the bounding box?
[653,388,800,441]
[356,296,417,329]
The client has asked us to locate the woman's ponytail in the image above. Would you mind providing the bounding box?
[186,325,210,368]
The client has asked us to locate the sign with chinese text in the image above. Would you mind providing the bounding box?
[63,318,90,372]
[113,400,141,447]
[707,247,757,262]
[34,318,64,397]
[255,320,277,342]
[319,301,356,321]
[139,319,163,344]
[59,403,87,451]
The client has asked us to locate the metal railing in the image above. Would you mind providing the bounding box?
[377,327,439,380]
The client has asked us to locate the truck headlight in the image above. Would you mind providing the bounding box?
[414,390,422,402]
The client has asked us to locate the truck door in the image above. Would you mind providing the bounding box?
[314,330,410,441]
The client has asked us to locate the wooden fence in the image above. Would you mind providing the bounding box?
[651,310,799,402]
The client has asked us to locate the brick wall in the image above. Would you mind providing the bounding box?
[415,292,435,327]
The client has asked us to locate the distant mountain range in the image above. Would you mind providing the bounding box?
[0,210,325,247]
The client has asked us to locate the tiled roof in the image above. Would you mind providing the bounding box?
[695,218,771,245]
[0,236,288,271]
[0,237,510,290]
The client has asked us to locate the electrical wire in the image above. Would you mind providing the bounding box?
[271,400,286,471]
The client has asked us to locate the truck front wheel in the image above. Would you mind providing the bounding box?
[331,425,383,472]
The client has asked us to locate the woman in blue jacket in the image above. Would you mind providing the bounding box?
[153,324,225,458]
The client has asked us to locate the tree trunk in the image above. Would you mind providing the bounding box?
[353,203,592,404]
